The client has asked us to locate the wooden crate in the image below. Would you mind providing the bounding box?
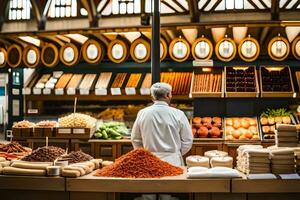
[12,128,34,139]
[225,66,259,98]
[191,117,225,141]
[33,127,56,138]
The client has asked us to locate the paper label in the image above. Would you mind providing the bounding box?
[58,128,71,134]
[73,128,85,134]
[67,88,76,95]
[28,109,38,114]
[125,87,136,95]
[55,88,64,95]
[140,88,150,95]
[23,88,31,95]
[111,88,121,95]
[79,88,90,95]
[95,88,107,95]
[12,89,20,95]
[33,88,41,95]
[43,88,51,95]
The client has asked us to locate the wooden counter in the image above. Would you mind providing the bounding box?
[66,171,231,193]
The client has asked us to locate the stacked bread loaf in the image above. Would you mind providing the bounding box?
[270,148,296,174]
[275,124,298,147]
[204,150,232,168]
[237,145,271,175]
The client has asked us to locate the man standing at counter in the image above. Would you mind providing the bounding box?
[131,82,193,166]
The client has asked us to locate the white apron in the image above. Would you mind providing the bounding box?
[154,152,184,166]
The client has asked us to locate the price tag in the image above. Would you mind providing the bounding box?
[125,87,136,95]
[55,88,64,95]
[23,88,31,95]
[43,88,51,95]
[111,88,121,95]
[33,88,42,95]
[58,128,71,134]
[67,88,76,95]
[95,88,107,95]
[79,88,90,95]
[12,89,20,95]
[28,109,38,114]
[140,88,150,95]
[73,128,85,134]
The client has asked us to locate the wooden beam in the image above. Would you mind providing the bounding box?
[258,0,269,9]
[210,0,222,12]
[171,0,189,12]
[161,1,178,13]
[187,0,200,22]
[0,0,9,31]
[259,26,271,45]
[81,0,98,27]
[30,0,45,30]
[248,0,260,10]
[271,0,279,20]
[201,0,212,11]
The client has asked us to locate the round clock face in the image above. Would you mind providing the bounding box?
[172,41,188,59]
[64,47,75,62]
[87,44,98,60]
[218,40,234,58]
[0,52,5,65]
[134,43,147,60]
[195,41,210,59]
[27,49,37,64]
[112,44,124,60]
[241,40,257,58]
[295,40,300,57]
[271,40,287,58]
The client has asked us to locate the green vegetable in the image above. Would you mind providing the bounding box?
[94,121,129,140]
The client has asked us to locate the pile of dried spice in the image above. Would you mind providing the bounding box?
[94,148,183,178]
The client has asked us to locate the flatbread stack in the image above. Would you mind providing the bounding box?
[186,156,209,168]
[236,145,271,175]
[210,156,233,168]
[275,124,299,147]
[270,148,296,174]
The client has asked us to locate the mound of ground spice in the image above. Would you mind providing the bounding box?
[94,148,183,178]
[60,150,93,164]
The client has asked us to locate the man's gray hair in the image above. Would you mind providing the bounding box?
[150,82,172,100]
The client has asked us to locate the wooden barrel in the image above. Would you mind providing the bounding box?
[107,38,129,63]
[169,37,190,62]
[215,37,237,62]
[59,43,80,67]
[130,38,151,63]
[160,37,168,61]
[191,37,213,60]
[292,36,300,60]
[7,44,22,68]
[268,35,290,61]
[41,43,60,68]
[22,45,40,68]
[81,39,105,64]
[238,36,260,62]
[0,48,7,68]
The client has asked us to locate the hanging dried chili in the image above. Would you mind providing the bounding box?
[94,148,183,178]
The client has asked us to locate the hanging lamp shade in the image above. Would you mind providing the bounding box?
[81,39,105,64]
[23,45,40,68]
[130,38,151,63]
[107,38,129,63]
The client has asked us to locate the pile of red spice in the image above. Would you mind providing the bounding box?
[94,148,183,178]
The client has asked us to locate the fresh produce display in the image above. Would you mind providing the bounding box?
[0,142,32,160]
[36,120,58,128]
[21,146,65,162]
[225,117,260,141]
[192,73,222,93]
[226,66,256,92]
[60,150,93,164]
[55,73,73,88]
[260,108,293,140]
[111,73,127,88]
[95,72,112,89]
[126,73,142,88]
[79,74,97,89]
[160,72,192,95]
[94,122,128,140]
[94,148,183,178]
[66,74,83,89]
[98,108,124,121]
[261,67,292,92]
[192,117,223,139]
[59,113,96,128]
[12,120,35,128]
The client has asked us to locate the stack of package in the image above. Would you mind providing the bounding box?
[186,156,209,168]
[270,148,296,174]
[204,150,233,168]
[237,145,271,175]
[275,124,298,147]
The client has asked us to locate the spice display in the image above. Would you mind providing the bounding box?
[59,113,96,128]
[55,73,73,88]
[95,72,112,89]
[0,142,31,153]
[98,108,124,121]
[160,72,192,95]
[270,148,296,174]
[35,74,51,89]
[192,73,222,93]
[126,73,142,88]
[66,74,83,89]
[60,150,93,164]
[225,117,259,140]
[236,145,271,175]
[79,74,97,89]
[141,73,151,89]
[261,67,292,92]
[36,120,58,128]
[94,122,128,140]
[275,124,298,147]
[192,117,222,138]
[111,73,127,88]
[21,146,65,162]
[260,108,293,140]
[12,120,35,128]
[94,148,183,178]
[226,67,256,92]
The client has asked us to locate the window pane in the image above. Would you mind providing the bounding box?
[226,0,234,9]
